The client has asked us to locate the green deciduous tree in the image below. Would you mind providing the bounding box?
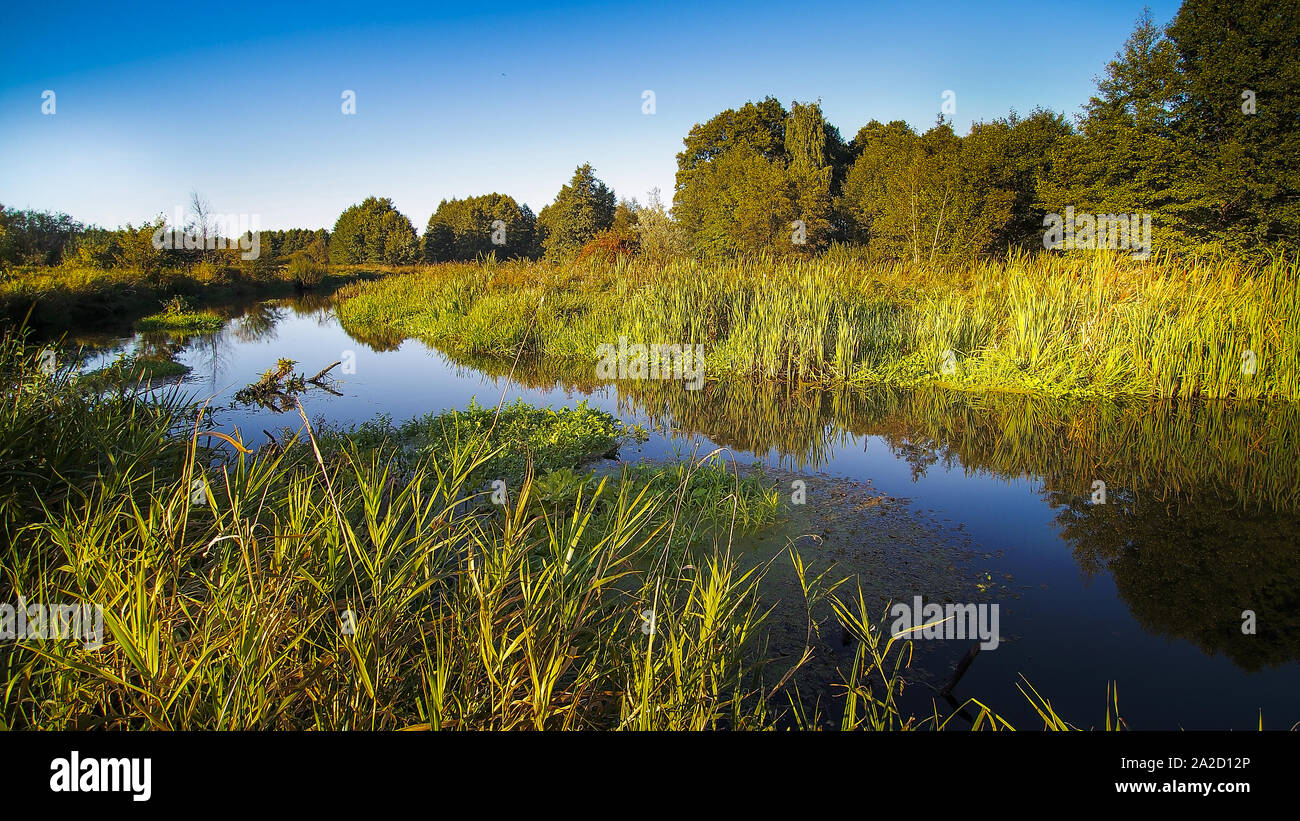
[329,197,418,265]
[784,101,836,253]
[838,111,1068,263]
[634,188,687,265]
[117,218,166,281]
[840,120,962,263]
[0,206,84,266]
[423,193,537,262]
[674,99,841,256]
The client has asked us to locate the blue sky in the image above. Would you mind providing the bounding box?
[0,0,1183,231]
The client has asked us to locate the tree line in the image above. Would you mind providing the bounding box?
[2,0,1293,273]
[313,0,1300,265]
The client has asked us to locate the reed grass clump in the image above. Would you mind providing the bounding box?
[285,252,327,289]
[334,251,1300,401]
[135,296,225,333]
[0,336,792,729]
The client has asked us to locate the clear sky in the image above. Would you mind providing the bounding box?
[0,0,1183,231]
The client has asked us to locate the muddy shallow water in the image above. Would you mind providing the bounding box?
[66,294,1300,729]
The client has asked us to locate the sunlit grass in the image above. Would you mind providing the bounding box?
[334,250,1300,401]
[0,331,1275,730]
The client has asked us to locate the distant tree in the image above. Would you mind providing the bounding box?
[423,220,455,263]
[840,120,957,263]
[381,210,418,264]
[329,197,418,265]
[674,145,795,256]
[65,227,122,269]
[537,164,615,260]
[838,120,917,247]
[188,191,215,262]
[958,108,1071,252]
[783,101,836,253]
[677,97,789,173]
[577,198,641,262]
[263,228,329,264]
[423,193,537,261]
[674,98,839,256]
[634,188,687,265]
[117,218,167,281]
[611,198,640,235]
[0,206,84,266]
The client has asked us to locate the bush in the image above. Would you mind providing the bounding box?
[576,227,638,263]
[286,251,327,289]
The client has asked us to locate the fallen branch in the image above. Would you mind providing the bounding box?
[308,361,342,383]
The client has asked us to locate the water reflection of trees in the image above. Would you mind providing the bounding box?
[429,356,1300,670]
[231,302,286,343]
[142,293,392,389]
[433,355,1300,517]
[226,292,336,344]
[657,382,1300,670]
[1051,488,1300,671]
[286,290,334,320]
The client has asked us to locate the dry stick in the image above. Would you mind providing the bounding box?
[941,692,978,727]
[308,361,342,383]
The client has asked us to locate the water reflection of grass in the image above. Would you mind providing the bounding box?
[628,379,1300,671]
[4,263,396,337]
[431,359,1300,515]
[610,379,1300,515]
[81,353,191,387]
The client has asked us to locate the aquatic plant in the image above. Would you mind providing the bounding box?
[334,251,1300,401]
[135,296,225,333]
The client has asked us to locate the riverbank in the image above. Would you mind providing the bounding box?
[0,262,408,333]
[333,251,1300,402]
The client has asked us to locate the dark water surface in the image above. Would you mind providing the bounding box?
[74,295,1300,730]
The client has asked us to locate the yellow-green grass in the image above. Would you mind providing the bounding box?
[135,310,225,333]
[334,250,1300,402]
[0,335,789,730]
[0,262,410,332]
[3,333,1278,729]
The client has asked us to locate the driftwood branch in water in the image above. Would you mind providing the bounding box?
[308,361,342,383]
[939,642,981,697]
